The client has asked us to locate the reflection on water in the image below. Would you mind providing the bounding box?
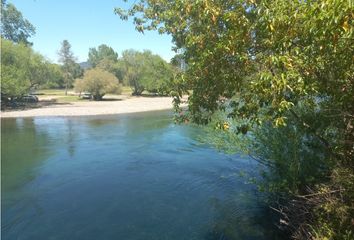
[1,111,282,240]
[1,118,53,193]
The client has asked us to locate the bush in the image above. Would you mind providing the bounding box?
[74,68,121,100]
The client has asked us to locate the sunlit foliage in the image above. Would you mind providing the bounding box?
[74,68,122,100]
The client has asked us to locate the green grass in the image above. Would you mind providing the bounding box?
[35,89,85,102]
[36,87,133,103]
[56,95,87,103]
[37,89,72,96]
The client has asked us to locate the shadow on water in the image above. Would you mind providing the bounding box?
[205,194,284,240]
[74,110,172,130]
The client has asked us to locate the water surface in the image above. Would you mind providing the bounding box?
[2,111,280,240]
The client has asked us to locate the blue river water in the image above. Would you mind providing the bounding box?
[1,110,282,240]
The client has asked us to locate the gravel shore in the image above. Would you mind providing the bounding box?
[1,96,176,118]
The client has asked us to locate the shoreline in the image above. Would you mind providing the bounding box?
[1,96,177,118]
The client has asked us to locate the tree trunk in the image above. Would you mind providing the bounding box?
[65,83,68,96]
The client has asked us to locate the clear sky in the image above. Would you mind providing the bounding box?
[9,0,175,63]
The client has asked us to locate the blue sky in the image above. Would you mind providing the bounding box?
[9,0,175,63]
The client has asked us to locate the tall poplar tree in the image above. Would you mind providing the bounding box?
[58,40,81,95]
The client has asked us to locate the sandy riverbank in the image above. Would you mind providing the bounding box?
[1,96,177,118]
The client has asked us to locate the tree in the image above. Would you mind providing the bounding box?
[42,63,65,89]
[88,44,118,67]
[117,1,353,238]
[1,1,35,45]
[170,53,186,71]
[1,38,53,100]
[70,61,84,81]
[74,68,122,100]
[143,52,175,95]
[116,0,352,124]
[120,49,174,95]
[120,49,145,95]
[58,40,82,95]
[96,58,121,80]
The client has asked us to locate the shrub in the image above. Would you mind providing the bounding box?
[74,68,121,100]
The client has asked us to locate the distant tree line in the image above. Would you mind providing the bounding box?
[1,1,178,105]
[77,45,177,98]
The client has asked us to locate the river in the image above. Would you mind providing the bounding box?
[1,111,281,239]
